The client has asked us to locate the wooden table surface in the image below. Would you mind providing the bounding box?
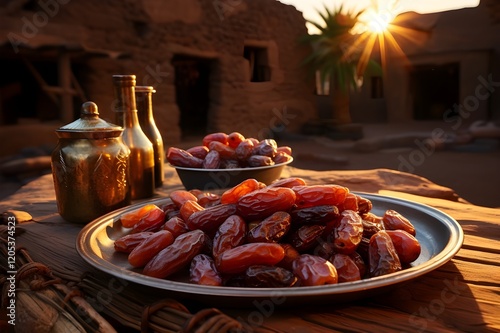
[1,165,499,332]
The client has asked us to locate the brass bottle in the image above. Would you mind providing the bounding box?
[113,74,155,199]
[136,86,165,188]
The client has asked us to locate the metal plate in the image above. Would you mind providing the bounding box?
[76,192,463,307]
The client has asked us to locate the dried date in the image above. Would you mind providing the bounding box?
[128,230,174,268]
[114,232,153,253]
[212,215,247,259]
[203,150,221,169]
[332,210,363,254]
[385,229,421,264]
[220,179,261,204]
[163,216,190,238]
[237,187,296,220]
[244,265,297,288]
[329,253,361,283]
[368,230,402,277]
[167,147,203,168]
[186,203,238,233]
[292,254,338,286]
[288,224,326,252]
[190,254,223,286]
[290,205,340,226]
[143,229,207,279]
[293,185,349,208]
[216,243,285,274]
[202,132,228,147]
[247,211,291,243]
[383,210,416,236]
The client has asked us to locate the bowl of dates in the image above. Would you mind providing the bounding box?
[167,132,294,190]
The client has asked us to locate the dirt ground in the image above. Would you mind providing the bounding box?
[1,121,499,208]
[279,122,500,208]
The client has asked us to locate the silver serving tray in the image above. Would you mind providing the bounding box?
[76,192,463,307]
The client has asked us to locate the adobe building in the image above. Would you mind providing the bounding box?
[0,0,316,151]
[351,0,500,125]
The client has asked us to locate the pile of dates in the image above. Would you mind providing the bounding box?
[166,132,293,169]
[114,177,421,287]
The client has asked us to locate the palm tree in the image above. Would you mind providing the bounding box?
[302,5,378,124]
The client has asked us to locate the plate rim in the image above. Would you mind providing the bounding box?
[76,191,464,299]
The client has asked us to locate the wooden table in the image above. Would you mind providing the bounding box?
[1,165,499,332]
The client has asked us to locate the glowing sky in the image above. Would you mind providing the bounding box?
[279,0,481,33]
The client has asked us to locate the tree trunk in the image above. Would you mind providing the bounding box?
[331,87,351,124]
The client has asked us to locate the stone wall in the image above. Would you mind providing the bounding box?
[1,0,316,145]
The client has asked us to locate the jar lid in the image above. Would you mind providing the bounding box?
[56,101,123,139]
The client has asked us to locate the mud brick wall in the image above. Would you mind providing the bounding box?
[1,0,316,145]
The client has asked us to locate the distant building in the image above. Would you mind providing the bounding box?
[351,0,500,125]
[0,0,316,144]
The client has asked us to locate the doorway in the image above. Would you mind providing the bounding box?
[410,63,460,120]
[172,55,214,137]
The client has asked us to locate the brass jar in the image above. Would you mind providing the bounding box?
[51,101,131,224]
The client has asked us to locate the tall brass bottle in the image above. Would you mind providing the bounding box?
[113,75,155,199]
[136,86,165,188]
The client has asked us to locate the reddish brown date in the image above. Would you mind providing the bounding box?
[194,191,220,208]
[337,192,358,212]
[186,145,209,160]
[293,185,349,208]
[120,204,158,228]
[128,230,174,268]
[216,243,285,275]
[276,146,292,155]
[385,229,421,264]
[289,224,326,252]
[186,203,238,233]
[208,141,236,159]
[361,217,385,239]
[202,132,228,147]
[368,230,402,277]
[212,215,247,259]
[131,205,166,233]
[203,150,221,169]
[163,216,190,238]
[247,155,274,167]
[167,147,203,168]
[332,210,364,254]
[143,230,207,279]
[235,139,255,161]
[272,152,293,164]
[189,254,223,286]
[383,210,416,236]
[227,132,245,148]
[179,200,204,222]
[290,205,340,226]
[276,243,300,271]
[170,190,198,208]
[292,254,338,286]
[356,195,373,214]
[330,253,361,283]
[237,187,296,220]
[247,211,291,243]
[349,251,367,278]
[252,139,277,157]
[114,232,153,253]
[220,179,261,204]
[244,265,297,288]
[268,177,306,189]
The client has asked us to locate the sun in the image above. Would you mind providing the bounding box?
[363,8,395,34]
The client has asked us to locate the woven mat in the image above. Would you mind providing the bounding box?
[0,220,270,333]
